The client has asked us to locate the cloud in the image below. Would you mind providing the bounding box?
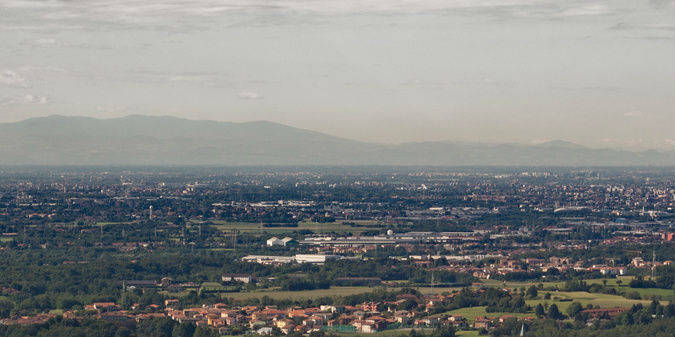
[237,91,263,100]
[609,22,675,41]
[610,22,675,31]
[623,110,645,118]
[400,78,517,89]
[0,94,50,106]
[549,84,623,93]
[168,73,232,87]
[0,0,630,30]
[23,94,50,104]
[557,4,610,17]
[35,38,58,46]
[649,0,673,9]
[0,66,69,88]
[0,70,28,87]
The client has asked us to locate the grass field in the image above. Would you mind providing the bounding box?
[527,290,653,313]
[223,286,463,301]
[432,290,654,324]
[223,287,375,300]
[482,276,638,289]
[618,287,674,299]
[480,277,672,300]
[583,277,673,299]
[209,220,382,234]
[439,306,532,322]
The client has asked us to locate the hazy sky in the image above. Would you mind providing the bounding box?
[1,0,674,149]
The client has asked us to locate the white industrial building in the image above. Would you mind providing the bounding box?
[266,236,296,247]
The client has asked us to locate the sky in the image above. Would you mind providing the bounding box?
[0,0,674,150]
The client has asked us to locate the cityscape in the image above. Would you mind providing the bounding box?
[0,167,672,337]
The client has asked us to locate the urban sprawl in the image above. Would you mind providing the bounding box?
[0,167,673,337]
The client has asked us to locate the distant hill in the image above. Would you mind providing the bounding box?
[0,115,673,166]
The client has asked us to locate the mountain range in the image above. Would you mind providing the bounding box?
[1,115,673,166]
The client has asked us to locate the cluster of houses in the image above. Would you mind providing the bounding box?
[164,294,473,335]
[400,254,670,280]
[0,301,165,326]
[0,313,58,326]
[1,291,635,334]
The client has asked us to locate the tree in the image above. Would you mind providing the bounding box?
[566,302,583,318]
[535,303,545,318]
[526,285,538,299]
[399,299,418,311]
[172,323,196,337]
[547,304,564,320]
[0,299,13,318]
[194,326,220,337]
[430,324,455,337]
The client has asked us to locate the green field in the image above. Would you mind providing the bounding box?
[223,287,375,300]
[440,306,532,322]
[480,277,672,301]
[222,286,463,301]
[617,287,674,299]
[209,220,382,234]
[480,279,564,289]
[435,290,654,324]
[527,290,653,312]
